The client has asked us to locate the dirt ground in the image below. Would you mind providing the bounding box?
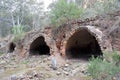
[0,53,91,80]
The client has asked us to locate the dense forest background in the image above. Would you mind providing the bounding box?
[0,0,120,37]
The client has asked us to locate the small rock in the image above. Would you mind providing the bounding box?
[56,72,61,75]
[19,74,24,80]
[64,71,69,75]
[34,77,39,80]
[29,75,33,79]
[33,71,38,77]
[0,60,6,64]
[10,75,17,80]
[0,68,4,73]
[112,77,116,80]
[63,67,68,71]
[65,64,69,67]
[47,57,51,60]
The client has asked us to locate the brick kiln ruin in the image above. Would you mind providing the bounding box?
[6,25,112,59]
[59,26,112,58]
[1,11,120,60]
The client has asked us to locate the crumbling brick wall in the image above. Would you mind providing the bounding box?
[52,11,120,58]
[14,28,57,57]
[52,25,112,58]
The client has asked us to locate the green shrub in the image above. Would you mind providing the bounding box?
[104,51,120,66]
[87,56,120,80]
[0,52,3,56]
[50,0,83,27]
[11,25,25,42]
[112,51,120,66]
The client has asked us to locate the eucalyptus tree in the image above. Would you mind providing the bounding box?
[0,0,44,37]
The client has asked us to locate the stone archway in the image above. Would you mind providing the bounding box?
[16,29,57,57]
[29,36,50,55]
[61,26,112,59]
[65,28,102,59]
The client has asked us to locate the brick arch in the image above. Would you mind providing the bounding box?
[18,31,56,57]
[28,33,52,55]
[60,26,112,58]
[28,33,50,47]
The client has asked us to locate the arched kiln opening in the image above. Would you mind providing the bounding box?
[8,42,16,53]
[65,28,103,60]
[29,36,50,55]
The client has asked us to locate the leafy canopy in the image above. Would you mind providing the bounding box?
[50,0,83,27]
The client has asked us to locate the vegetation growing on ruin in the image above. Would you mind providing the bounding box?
[50,0,83,27]
[12,25,25,42]
[87,52,120,80]
[111,51,120,66]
